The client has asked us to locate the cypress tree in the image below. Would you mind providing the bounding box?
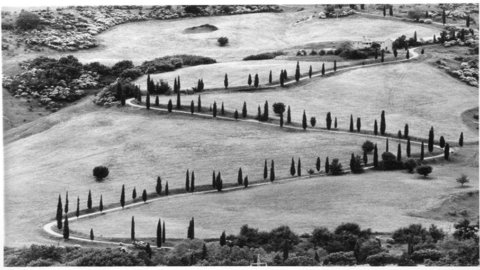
[131,216,135,241]
[309,65,312,78]
[87,190,92,210]
[212,170,216,188]
[242,102,247,118]
[234,110,239,120]
[466,15,470,27]
[213,101,217,117]
[224,73,228,89]
[325,157,330,174]
[428,127,434,153]
[280,113,284,127]
[373,144,378,167]
[220,231,226,246]
[167,99,172,112]
[420,141,425,161]
[287,106,291,123]
[186,169,190,192]
[290,158,296,176]
[146,243,152,259]
[263,160,268,180]
[254,74,259,88]
[142,189,147,203]
[349,115,354,132]
[191,171,195,192]
[374,120,378,135]
[75,196,79,218]
[433,34,437,43]
[302,110,307,130]
[120,185,125,208]
[298,158,302,176]
[383,5,386,16]
[163,221,166,243]
[63,215,69,240]
[406,50,410,59]
[190,217,195,239]
[295,61,301,82]
[198,95,202,112]
[65,191,69,214]
[257,106,261,121]
[316,157,321,172]
[56,195,63,229]
[280,71,284,87]
[425,10,428,18]
[284,69,288,80]
[350,153,355,171]
[363,150,368,165]
[156,176,162,195]
[374,49,378,60]
[146,91,150,110]
[216,174,223,192]
[99,195,103,212]
[404,124,409,138]
[414,31,417,43]
[421,48,424,54]
[398,130,402,139]
[155,95,159,106]
[176,81,181,109]
[269,70,273,84]
[393,48,398,58]
[165,181,169,196]
[321,63,325,75]
[132,187,137,200]
[190,100,194,114]
[356,117,361,132]
[386,138,389,152]
[263,100,269,120]
[90,228,94,241]
[459,132,464,146]
[270,160,275,182]
[380,110,386,135]
[178,76,181,91]
[221,102,225,115]
[407,138,411,157]
[325,112,332,130]
[248,74,252,86]
[442,8,446,25]
[389,5,393,16]
[381,50,385,62]
[119,83,126,106]
[334,60,337,72]
[397,143,402,161]
[439,136,445,148]
[238,168,243,185]
[444,143,450,160]
[334,117,337,129]
[244,176,249,188]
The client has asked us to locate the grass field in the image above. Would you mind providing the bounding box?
[152,62,478,141]
[69,152,478,240]
[4,103,429,246]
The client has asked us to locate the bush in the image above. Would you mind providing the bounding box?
[362,140,374,153]
[140,55,216,74]
[366,252,398,266]
[243,51,284,61]
[111,60,134,76]
[404,158,418,173]
[16,11,41,30]
[350,155,364,174]
[392,224,428,244]
[84,62,112,76]
[283,255,316,266]
[397,253,416,266]
[329,158,343,175]
[322,251,356,266]
[272,102,286,115]
[93,166,109,180]
[120,68,143,80]
[27,258,56,266]
[416,165,433,178]
[378,152,404,170]
[74,249,145,266]
[218,37,229,46]
[357,240,383,263]
[410,249,443,263]
[184,5,203,14]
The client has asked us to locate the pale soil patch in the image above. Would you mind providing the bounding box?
[4,107,422,246]
[152,62,478,140]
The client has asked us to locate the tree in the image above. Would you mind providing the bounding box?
[439,136,445,148]
[163,221,166,243]
[386,138,389,152]
[156,219,162,247]
[428,127,434,153]
[334,117,337,129]
[119,83,126,106]
[132,187,137,200]
[404,124,409,138]
[257,106,261,121]
[421,48,424,54]
[254,74,259,88]
[383,5,386,16]
[280,113,284,127]
[326,112,332,130]
[244,176,249,188]
[280,71,285,87]
[295,61,301,82]
[221,102,225,115]
[389,5,393,16]
[329,159,344,175]
[356,117,361,132]
[145,91,151,110]
[269,70,273,84]
[325,157,330,174]
[220,231,226,246]
[466,15,470,27]
[263,100,269,120]
[234,109,239,120]
[155,176,162,196]
[416,165,432,178]
[316,157,321,172]
[237,168,243,185]
[373,120,378,135]
[272,103,286,115]
[363,150,368,165]
[190,171,195,192]
[393,48,398,58]
[298,158,302,176]
[397,143,402,161]
[75,196,80,218]
[93,166,109,180]
[56,195,63,229]
[456,174,469,187]
[197,95,202,112]
[334,60,337,72]
[381,50,385,62]
[218,36,229,46]
[176,83,181,109]
[442,8,446,25]
[302,110,307,130]
[420,141,425,161]
[270,160,275,182]
[16,11,41,30]
[406,138,411,157]
[248,74,252,86]
[213,101,217,117]
[167,99,173,112]
[224,73,228,89]
[287,106,292,123]
[350,154,364,174]
[373,144,379,167]
[63,215,69,240]
[310,117,316,127]
[190,100,194,114]
[406,50,410,59]
[269,226,300,260]
[212,170,216,188]
[380,110,386,135]
[264,160,268,180]
[349,115,354,132]
[87,190,92,210]
[187,217,195,239]
[374,49,378,60]
[242,101,247,118]
[444,143,450,160]
[140,189,146,203]
[321,63,325,75]
[284,69,288,80]
[120,185,125,208]
[131,216,135,241]
[185,169,190,192]
[309,65,312,78]
[290,158,296,176]
[155,96,159,107]
[64,192,69,214]
[90,228,94,241]
[216,173,223,192]
[459,132,464,146]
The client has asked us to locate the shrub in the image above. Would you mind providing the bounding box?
[319,49,326,55]
[84,62,112,76]
[120,68,143,80]
[322,251,356,266]
[350,155,364,174]
[272,102,286,115]
[379,152,404,170]
[416,165,433,178]
[392,224,428,244]
[310,227,333,248]
[456,174,469,187]
[410,249,443,263]
[184,5,203,14]
[404,158,418,173]
[283,255,316,266]
[217,37,229,46]
[16,11,41,30]
[397,253,416,266]
[329,159,343,175]
[243,51,284,61]
[366,252,398,266]
[362,140,374,153]
[111,60,134,76]
[357,240,383,263]
[93,166,109,180]
[27,258,55,266]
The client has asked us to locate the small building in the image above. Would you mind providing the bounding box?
[351,36,393,52]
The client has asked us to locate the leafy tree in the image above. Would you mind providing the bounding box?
[362,140,374,153]
[380,110,386,135]
[248,74,252,86]
[63,215,69,240]
[326,112,332,130]
[453,219,479,241]
[287,106,292,123]
[444,143,450,160]
[120,185,125,208]
[237,168,243,185]
[316,157,321,172]
[270,160,275,182]
[295,61,301,82]
[356,117,361,132]
[302,111,307,130]
[349,115,354,132]
[310,117,316,127]
[132,187,137,200]
[16,11,41,30]
[459,132,464,146]
[272,102,286,115]
[242,102,247,118]
[56,195,63,229]
[269,226,300,260]
[416,165,432,178]
[254,74,259,88]
[298,158,302,176]
[131,216,135,241]
[290,158,296,176]
[428,127,434,153]
[373,144,379,167]
[218,37,229,46]
[224,73,228,89]
[329,158,344,175]
[93,166,109,180]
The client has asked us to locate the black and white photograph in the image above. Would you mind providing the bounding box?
[1,0,479,267]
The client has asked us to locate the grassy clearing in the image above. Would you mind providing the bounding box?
[4,106,425,246]
[152,62,478,140]
[70,149,478,240]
